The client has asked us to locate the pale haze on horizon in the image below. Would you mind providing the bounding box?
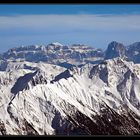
[0,4,140,53]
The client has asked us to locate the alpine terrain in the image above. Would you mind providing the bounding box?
[1,42,140,135]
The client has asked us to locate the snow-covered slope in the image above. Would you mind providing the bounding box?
[1,58,140,135]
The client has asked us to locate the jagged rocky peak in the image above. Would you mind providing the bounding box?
[6,42,64,54]
[7,45,43,52]
[1,43,104,66]
[127,42,140,54]
[128,42,140,48]
[126,42,140,63]
[46,42,65,50]
[105,41,126,60]
[89,57,136,86]
[50,42,63,46]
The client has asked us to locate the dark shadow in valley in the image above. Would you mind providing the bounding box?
[50,70,73,84]
[11,71,37,95]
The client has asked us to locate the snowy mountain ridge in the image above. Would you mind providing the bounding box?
[1,43,104,68]
[1,57,140,135]
[2,41,140,68]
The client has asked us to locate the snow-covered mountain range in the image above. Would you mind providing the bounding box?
[1,42,140,135]
[1,42,104,68]
[1,41,140,67]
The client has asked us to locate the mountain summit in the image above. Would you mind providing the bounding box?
[105,41,126,60]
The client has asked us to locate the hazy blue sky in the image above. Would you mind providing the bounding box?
[0,4,140,52]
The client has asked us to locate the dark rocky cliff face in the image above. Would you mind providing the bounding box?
[105,41,126,60]
[126,42,140,63]
[69,104,140,135]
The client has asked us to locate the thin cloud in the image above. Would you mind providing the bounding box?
[0,14,140,31]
